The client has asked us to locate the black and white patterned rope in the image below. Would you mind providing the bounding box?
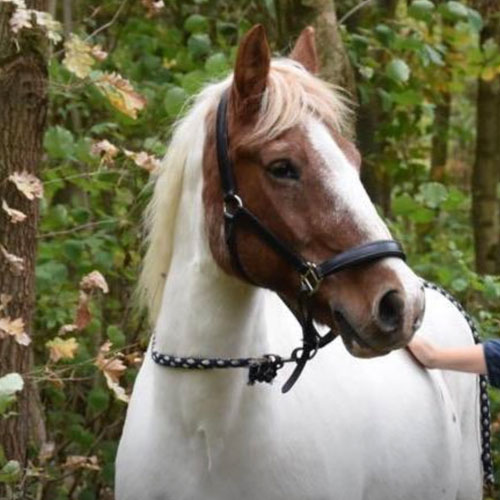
[423,280,494,487]
[151,336,298,385]
[151,281,494,487]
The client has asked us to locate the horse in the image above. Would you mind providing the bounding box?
[116,25,483,500]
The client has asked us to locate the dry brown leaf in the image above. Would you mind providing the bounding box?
[75,291,91,330]
[43,366,64,388]
[38,442,55,464]
[0,294,12,313]
[0,316,31,346]
[91,44,108,61]
[9,172,43,201]
[58,323,78,336]
[9,7,31,34]
[95,72,146,119]
[46,337,79,362]
[124,150,161,173]
[95,341,129,402]
[63,455,100,471]
[141,0,165,17]
[91,140,119,166]
[0,245,25,275]
[80,270,109,294]
[2,200,27,223]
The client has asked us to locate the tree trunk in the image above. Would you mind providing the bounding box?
[275,0,357,135]
[0,0,48,465]
[356,1,396,212]
[472,22,500,275]
[430,91,451,182]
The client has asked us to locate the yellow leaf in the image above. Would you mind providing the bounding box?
[0,316,31,346]
[124,150,161,173]
[0,245,25,275]
[46,337,79,362]
[80,270,109,294]
[63,34,95,79]
[9,171,43,200]
[94,72,147,119]
[481,66,500,82]
[2,200,27,223]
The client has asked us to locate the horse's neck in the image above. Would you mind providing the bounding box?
[153,155,273,366]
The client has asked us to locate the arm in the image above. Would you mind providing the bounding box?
[407,336,487,375]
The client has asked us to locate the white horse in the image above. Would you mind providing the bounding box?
[116,26,483,500]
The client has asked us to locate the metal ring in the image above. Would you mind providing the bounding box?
[223,194,243,219]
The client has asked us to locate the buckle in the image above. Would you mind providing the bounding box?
[223,194,243,219]
[300,263,322,295]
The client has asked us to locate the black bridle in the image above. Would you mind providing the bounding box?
[215,90,406,392]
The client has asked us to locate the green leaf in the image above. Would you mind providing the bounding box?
[409,0,435,21]
[440,1,468,21]
[408,207,434,223]
[467,8,483,32]
[44,126,75,160]
[87,387,110,412]
[0,373,24,396]
[205,53,228,76]
[107,325,126,348]
[187,34,211,59]
[184,14,209,34]
[392,193,420,216]
[420,182,448,208]
[386,59,410,83]
[451,277,468,292]
[0,373,23,415]
[0,460,21,484]
[164,86,188,117]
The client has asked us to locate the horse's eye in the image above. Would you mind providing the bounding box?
[267,160,300,181]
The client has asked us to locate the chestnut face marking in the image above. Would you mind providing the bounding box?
[202,26,425,358]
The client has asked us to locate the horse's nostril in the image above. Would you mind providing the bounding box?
[377,290,404,333]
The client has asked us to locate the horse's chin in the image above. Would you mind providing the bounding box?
[341,337,390,358]
[332,310,394,358]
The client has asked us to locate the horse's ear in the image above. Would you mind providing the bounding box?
[290,26,319,74]
[233,25,270,115]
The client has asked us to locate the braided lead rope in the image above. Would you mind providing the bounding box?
[423,281,495,487]
[151,335,297,385]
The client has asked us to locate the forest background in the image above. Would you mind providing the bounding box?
[0,0,499,499]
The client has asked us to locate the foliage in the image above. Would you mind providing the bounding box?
[0,0,498,498]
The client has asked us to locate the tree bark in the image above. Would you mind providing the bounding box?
[472,20,500,275]
[430,91,451,182]
[0,0,48,465]
[275,0,357,135]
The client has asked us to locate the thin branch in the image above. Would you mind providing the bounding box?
[339,0,374,24]
[84,0,129,42]
[37,219,118,239]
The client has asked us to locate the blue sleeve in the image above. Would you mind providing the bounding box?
[483,340,500,389]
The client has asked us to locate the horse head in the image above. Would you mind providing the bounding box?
[201,25,426,358]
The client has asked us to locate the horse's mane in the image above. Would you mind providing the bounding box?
[139,59,350,323]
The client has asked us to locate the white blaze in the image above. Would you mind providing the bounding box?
[306,118,391,241]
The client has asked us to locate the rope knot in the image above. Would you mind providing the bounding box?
[248,355,283,385]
